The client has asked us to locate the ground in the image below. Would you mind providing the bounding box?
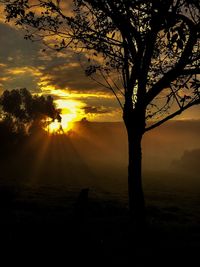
[0,177,199,266]
[0,121,200,265]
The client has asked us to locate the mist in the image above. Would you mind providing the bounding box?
[1,119,200,193]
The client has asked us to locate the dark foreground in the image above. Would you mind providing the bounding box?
[0,182,199,266]
[0,122,200,265]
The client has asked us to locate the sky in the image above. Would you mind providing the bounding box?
[0,2,121,131]
[0,1,199,131]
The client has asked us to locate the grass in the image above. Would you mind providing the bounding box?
[0,174,199,266]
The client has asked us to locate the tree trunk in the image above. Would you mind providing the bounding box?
[123,90,146,226]
[123,101,146,226]
[127,128,145,226]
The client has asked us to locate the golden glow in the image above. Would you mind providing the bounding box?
[41,86,120,134]
[48,120,63,134]
[37,85,113,99]
[46,96,85,134]
[6,66,42,76]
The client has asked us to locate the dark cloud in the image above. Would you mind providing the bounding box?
[0,22,43,91]
[0,23,39,66]
[74,95,121,109]
[0,20,122,120]
[41,63,98,90]
[0,22,115,96]
[40,61,112,94]
[83,106,112,114]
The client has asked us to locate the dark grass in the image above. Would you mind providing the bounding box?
[0,180,199,266]
[0,122,200,265]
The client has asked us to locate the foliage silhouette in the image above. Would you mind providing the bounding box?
[2,0,200,224]
[0,88,61,153]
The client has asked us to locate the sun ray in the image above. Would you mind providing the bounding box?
[27,133,52,184]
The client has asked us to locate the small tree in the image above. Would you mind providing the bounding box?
[0,88,61,135]
[2,0,200,224]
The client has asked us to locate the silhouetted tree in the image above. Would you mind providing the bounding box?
[0,88,61,136]
[2,0,200,224]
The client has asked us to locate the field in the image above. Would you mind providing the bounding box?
[0,120,200,265]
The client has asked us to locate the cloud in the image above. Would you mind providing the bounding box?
[0,23,40,65]
[0,63,7,67]
[83,106,112,114]
[0,64,43,92]
[0,22,44,91]
[38,57,112,94]
[0,21,116,95]
[6,66,42,76]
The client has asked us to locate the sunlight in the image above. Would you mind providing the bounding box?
[41,87,119,134]
[47,98,85,134]
[48,120,63,134]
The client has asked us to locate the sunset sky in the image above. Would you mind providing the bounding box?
[0,2,199,131]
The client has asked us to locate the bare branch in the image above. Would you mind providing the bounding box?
[146,14,198,105]
[145,98,200,132]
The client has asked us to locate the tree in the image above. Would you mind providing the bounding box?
[2,0,200,224]
[0,88,61,136]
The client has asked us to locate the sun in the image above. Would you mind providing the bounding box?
[46,98,85,134]
[48,120,64,134]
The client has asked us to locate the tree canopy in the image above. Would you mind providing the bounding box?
[0,88,61,135]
